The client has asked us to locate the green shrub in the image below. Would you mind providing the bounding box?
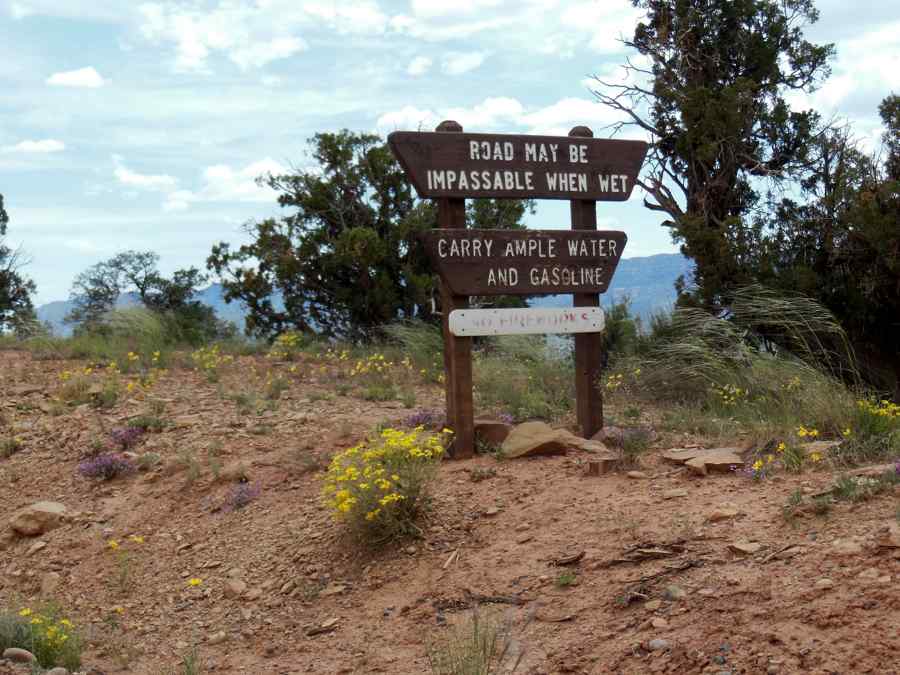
[0,603,83,670]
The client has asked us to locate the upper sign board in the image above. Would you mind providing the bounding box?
[388,131,648,201]
[420,228,626,296]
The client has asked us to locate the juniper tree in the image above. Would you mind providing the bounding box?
[208,130,533,340]
[594,0,834,309]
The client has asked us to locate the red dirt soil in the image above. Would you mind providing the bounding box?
[1,350,898,674]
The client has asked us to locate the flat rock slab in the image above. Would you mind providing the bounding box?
[876,523,900,548]
[662,448,744,476]
[502,422,571,458]
[502,422,617,460]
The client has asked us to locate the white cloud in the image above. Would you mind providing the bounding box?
[164,158,288,211]
[3,139,65,153]
[376,96,626,137]
[137,0,388,72]
[113,159,178,191]
[46,66,106,88]
[407,55,432,77]
[261,75,283,87]
[442,51,486,76]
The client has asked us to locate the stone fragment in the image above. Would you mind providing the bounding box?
[644,600,662,611]
[661,447,744,475]
[626,471,648,479]
[875,522,900,548]
[647,639,670,652]
[592,425,658,449]
[2,647,36,663]
[474,419,512,446]
[46,668,70,675]
[728,541,762,555]
[9,501,68,537]
[208,631,227,645]
[663,489,688,500]
[40,571,61,596]
[830,538,864,556]
[651,617,668,629]
[815,578,834,590]
[707,504,741,522]
[224,579,247,599]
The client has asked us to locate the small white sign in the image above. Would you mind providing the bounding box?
[449,307,605,337]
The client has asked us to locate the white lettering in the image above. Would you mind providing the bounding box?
[598,174,610,192]
[504,142,514,161]
[504,171,514,190]
[525,171,534,190]
[438,239,447,257]
[469,141,480,160]
[525,143,537,162]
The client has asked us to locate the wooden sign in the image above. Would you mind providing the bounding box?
[449,307,605,336]
[420,229,626,296]
[388,130,647,201]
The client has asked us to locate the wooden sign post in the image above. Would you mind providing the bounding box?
[570,125,603,438]
[389,123,647,458]
[435,121,475,460]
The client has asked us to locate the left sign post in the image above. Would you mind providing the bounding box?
[433,121,475,459]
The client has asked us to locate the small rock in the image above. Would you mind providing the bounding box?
[516,534,533,545]
[626,471,648,479]
[830,538,864,556]
[224,579,247,599]
[245,588,262,601]
[208,631,227,645]
[728,541,762,555]
[26,540,47,556]
[405,546,417,555]
[46,668,70,675]
[857,568,880,580]
[644,600,662,611]
[663,585,686,601]
[663,489,688,500]
[698,588,717,597]
[40,571,61,596]
[2,647,36,663]
[875,522,900,548]
[707,504,740,522]
[651,617,668,629]
[474,419,512,446]
[8,501,68,537]
[647,638,670,652]
[484,507,500,517]
[815,578,834,590]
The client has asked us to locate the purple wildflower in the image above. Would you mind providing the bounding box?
[403,409,444,429]
[108,426,145,451]
[78,453,136,480]
[497,412,515,425]
[225,482,261,511]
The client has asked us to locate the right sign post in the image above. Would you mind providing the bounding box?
[389,122,648,457]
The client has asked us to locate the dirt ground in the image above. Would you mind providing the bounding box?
[1,349,898,675]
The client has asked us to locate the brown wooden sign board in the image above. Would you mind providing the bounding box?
[388,131,647,201]
[419,229,626,296]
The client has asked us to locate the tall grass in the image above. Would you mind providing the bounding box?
[474,335,574,422]
[610,286,865,441]
[428,610,522,675]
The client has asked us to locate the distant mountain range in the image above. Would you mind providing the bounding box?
[37,253,691,336]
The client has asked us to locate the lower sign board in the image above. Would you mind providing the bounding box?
[449,307,605,337]
[420,229,626,296]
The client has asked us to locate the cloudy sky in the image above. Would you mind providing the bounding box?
[1,0,897,303]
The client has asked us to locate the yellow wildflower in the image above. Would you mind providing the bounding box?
[188,577,203,587]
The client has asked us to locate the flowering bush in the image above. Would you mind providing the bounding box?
[225,481,261,511]
[268,331,309,361]
[1,605,82,670]
[191,344,234,382]
[78,453,136,481]
[322,426,451,542]
[108,426,144,451]
[853,398,900,438]
[402,409,445,430]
